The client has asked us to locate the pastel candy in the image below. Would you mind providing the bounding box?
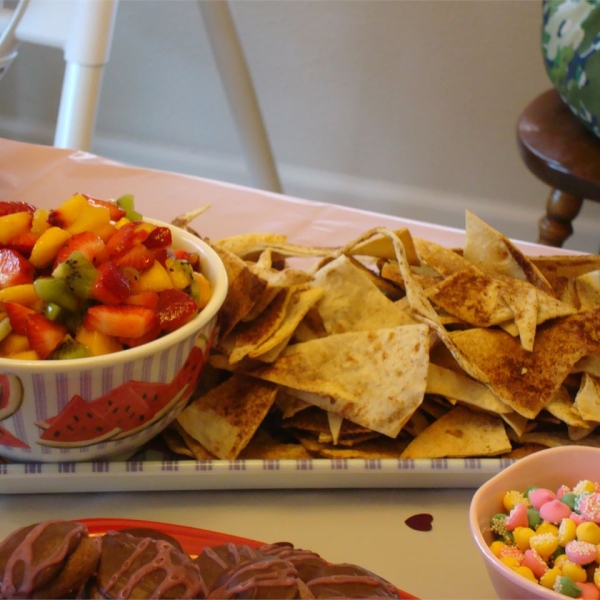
[529,488,556,510]
[521,549,548,579]
[506,503,529,531]
[577,582,600,600]
[570,512,586,526]
[580,493,600,524]
[565,540,598,565]
[539,499,571,524]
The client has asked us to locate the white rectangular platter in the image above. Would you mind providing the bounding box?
[0,139,574,494]
[0,455,515,494]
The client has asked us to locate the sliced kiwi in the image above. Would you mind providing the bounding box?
[52,251,98,299]
[34,277,81,312]
[49,336,93,360]
[116,194,143,221]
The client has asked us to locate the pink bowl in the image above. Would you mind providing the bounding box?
[469,446,600,600]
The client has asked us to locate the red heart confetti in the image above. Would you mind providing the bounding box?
[404,513,433,532]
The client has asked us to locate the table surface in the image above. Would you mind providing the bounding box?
[0,487,497,599]
[0,137,569,600]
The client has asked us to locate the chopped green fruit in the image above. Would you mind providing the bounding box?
[34,277,81,312]
[49,336,93,360]
[43,302,65,323]
[52,251,98,299]
[116,194,143,221]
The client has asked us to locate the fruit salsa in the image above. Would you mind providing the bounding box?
[489,480,600,599]
[0,194,212,360]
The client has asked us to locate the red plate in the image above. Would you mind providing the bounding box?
[77,518,417,599]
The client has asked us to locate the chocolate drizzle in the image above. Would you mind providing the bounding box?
[0,520,86,598]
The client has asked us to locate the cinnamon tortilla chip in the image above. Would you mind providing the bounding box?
[312,254,417,335]
[446,308,600,419]
[249,324,430,438]
[177,374,278,459]
[463,211,554,296]
[400,406,512,459]
[210,244,267,337]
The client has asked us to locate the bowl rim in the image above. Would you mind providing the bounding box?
[469,446,600,600]
[0,219,228,371]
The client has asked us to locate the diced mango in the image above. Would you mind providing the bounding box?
[131,260,174,293]
[114,217,130,229]
[95,222,117,243]
[75,327,123,356]
[30,209,51,235]
[0,284,43,309]
[29,227,72,269]
[192,272,212,309]
[51,193,89,227]
[9,350,39,360]
[68,203,111,235]
[0,212,33,244]
[0,333,31,356]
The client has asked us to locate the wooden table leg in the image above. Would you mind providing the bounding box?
[537,189,583,247]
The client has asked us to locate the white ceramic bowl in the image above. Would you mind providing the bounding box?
[0,220,227,462]
[470,446,600,600]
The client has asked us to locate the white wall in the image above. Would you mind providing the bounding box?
[1,0,599,252]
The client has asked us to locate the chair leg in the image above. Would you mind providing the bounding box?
[537,189,583,247]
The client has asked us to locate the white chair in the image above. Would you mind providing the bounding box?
[0,0,282,192]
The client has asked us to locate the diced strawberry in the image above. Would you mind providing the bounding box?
[25,313,67,359]
[0,230,38,258]
[55,231,107,266]
[84,304,160,339]
[143,226,172,249]
[114,244,155,270]
[5,302,38,335]
[105,222,150,258]
[124,291,160,309]
[157,288,198,333]
[0,249,35,290]
[0,201,36,217]
[91,261,131,305]
[152,247,176,267]
[81,194,127,221]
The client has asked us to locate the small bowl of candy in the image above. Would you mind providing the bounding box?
[470,446,600,600]
[0,193,228,462]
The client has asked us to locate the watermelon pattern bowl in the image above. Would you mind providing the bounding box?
[0,222,228,463]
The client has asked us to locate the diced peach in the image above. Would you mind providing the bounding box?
[193,272,212,309]
[95,222,117,243]
[48,193,89,228]
[29,227,72,269]
[0,212,33,244]
[68,203,111,235]
[130,260,173,293]
[75,326,123,356]
[114,217,130,229]
[30,209,51,235]
[9,349,39,360]
[0,332,31,356]
[0,284,43,309]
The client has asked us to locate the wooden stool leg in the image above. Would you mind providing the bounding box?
[537,189,584,247]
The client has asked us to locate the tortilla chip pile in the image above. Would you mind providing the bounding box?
[164,209,600,460]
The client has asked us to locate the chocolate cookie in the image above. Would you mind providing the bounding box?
[305,563,400,598]
[207,555,310,599]
[193,543,263,593]
[89,530,206,599]
[258,542,327,583]
[0,520,100,599]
